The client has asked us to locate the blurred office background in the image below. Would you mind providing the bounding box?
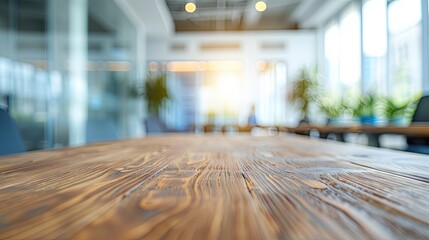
[0,0,428,151]
[0,0,143,150]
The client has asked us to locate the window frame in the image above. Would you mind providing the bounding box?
[321,0,429,97]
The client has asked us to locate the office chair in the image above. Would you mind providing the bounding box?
[145,115,177,134]
[0,108,25,156]
[407,96,429,154]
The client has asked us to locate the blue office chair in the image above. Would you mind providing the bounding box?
[145,115,168,134]
[145,115,178,134]
[407,96,429,154]
[0,108,25,156]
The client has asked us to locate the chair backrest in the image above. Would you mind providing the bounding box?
[412,96,429,123]
[0,108,25,156]
[86,119,118,143]
[408,96,429,146]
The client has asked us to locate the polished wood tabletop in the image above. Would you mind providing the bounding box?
[1,134,429,239]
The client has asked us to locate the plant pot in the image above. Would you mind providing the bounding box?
[326,117,343,125]
[359,115,378,125]
[298,117,309,126]
[145,115,167,134]
[388,117,406,126]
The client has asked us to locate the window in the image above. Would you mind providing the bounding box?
[388,0,422,100]
[362,0,388,94]
[339,5,361,99]
[324,4,361,100]
[324,0,429,103]
[256,61,287,126]
[161,61,245,130]
[159,60,288,129]
[324,22,340,99]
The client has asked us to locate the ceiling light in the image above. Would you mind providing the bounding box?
[185,2,197,13]
[255,1,267,12]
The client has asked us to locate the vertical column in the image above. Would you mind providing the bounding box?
[46,0,55,148]
[359,0,366,95]
[422,0,429,94]
[69,0,88,146]
[316,27,325,86]
[243,40,257,126]
[196,70,204,132]
[386,0,391,96]
[135,27,146,136]
[8,0,16,60]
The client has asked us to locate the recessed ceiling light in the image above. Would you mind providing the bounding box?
[185,2,197,13]
[255,1,267,12]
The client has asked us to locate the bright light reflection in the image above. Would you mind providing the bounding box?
[324,23,339,61]
[339,7,361,86]
[388,0,421,34]
[217,73,240,111]
[324,22,340,98]
[363,0,387,57]
[203,72,242,116]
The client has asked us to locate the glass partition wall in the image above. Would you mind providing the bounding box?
[0,0,142,151]
[0,0,49,150]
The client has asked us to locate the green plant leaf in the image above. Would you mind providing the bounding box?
[288,66,320,119]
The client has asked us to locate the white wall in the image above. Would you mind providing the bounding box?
[147,30,317,125]
[148,30,316,77]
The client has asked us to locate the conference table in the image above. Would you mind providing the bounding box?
[282,123,429,147]
[1,134,429,239]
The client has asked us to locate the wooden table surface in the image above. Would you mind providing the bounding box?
[1,134,429,239]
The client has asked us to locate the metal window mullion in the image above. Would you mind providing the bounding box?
[422,0,429,94]
[359,0,365,95]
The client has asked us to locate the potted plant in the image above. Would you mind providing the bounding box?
[351,93,381,125]
[317,98,347,125]
[129,73,170,115]
[288,66,320,124]
[129,73,170,132]
[383,97,410,125]
[144,74,170,116]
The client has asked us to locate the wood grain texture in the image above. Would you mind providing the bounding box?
[1,134,429,239]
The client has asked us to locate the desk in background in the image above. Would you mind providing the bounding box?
[1,134,429,239]
[281,124,429,147]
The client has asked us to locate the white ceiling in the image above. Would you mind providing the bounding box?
[121,0,351,36]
